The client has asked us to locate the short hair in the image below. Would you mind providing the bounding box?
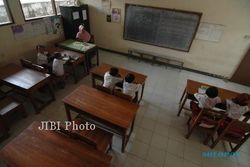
[125,73,135,83]
[36,45,45,51]
[205,86,218,98]
[109,67,119,76]
[54,52,62,59]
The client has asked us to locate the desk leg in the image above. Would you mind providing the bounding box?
[64,104,72,121]
[72,65,78,84]
[96,49,99,66]
[122,130,127,153]
[91,75,96,88]
[48,83,55,101]
[179,88,186,104]
[28,93,40,114]
[177,93,187,117]
[138,83,145,103]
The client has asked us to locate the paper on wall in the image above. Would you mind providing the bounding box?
[72,11,80,20]
[82,10,87,21]
[196,22,225,42]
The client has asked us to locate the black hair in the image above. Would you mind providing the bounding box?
[109,67,119,76]
[36,45,45,51]
[54,52,62,59]
[125,73,135,83]
[205,86,218,98]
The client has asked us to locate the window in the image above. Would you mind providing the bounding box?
[0,0,13,25]
[19,0,74,20]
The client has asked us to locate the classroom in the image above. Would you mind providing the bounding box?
[0,0,250,167]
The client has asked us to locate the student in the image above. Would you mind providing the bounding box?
[52,53,65,76]
[103,67,122,89]
[36,45,48,65]
[76,25,91,43]
[224,93,250,120]
[218,93,250,138]
[190,86,221,128]
[123,73,141,99]
[193,86,221,109]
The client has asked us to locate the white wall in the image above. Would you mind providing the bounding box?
[81,0,250,78]
[0,0,64,66]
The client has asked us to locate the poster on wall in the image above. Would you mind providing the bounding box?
[102,0,111,14]
[195,22,225,42]
[111,8,121,23]
[43,16,63,35]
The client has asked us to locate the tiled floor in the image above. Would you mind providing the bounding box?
[1,50,250,167]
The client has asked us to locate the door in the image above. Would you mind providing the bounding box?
[230,48,250,86]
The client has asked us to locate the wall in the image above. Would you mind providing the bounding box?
[0,0,64,66]
[81,0,250,78]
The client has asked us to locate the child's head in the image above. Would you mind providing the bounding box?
[54,52,62,59]
[205,86,218,98]
[232,93,250,106]
[125,73,135,83]
[36,45,45,53]
[78,25,85,32]
[109,67,119,76]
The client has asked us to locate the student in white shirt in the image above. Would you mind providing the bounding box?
[103,67,122,89]
[224,93,250,120]
[36,45,48,65]
[190,86,221,128]
[123,73,141,99]
[52,53,65,76]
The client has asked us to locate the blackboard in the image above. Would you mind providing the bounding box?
[124,4,202,52]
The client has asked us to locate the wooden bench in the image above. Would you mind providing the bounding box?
[65,115,113,153]
[0,97,25,139]
[128,49,184,69]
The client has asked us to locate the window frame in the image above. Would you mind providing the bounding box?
[0,0,14,26]
[18,0,73,22]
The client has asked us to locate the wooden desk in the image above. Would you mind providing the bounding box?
[57,39,99,71]
[91,64,147,103]
[0,121,111,167]
[177,79,240,116]
[63,85,139,152]
[0,64,55,113]
[46,47,88,83]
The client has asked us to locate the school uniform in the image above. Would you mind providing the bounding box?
[190,93,221,128]
[122,81,141,99]
[37,52,48,65]
[52,58,65,76]
[103,72,122,89]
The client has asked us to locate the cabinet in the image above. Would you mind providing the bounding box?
[60,5,90,39]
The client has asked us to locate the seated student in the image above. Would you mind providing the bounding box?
[123,73,141,99]
[36,45,48,66]
[76,25,91,43]
[190,86,221,128]
[52,53,65,76]
[224,93,250,120]
[103,67,122,89]
[218,93,250,137]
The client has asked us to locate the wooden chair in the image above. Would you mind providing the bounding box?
[243,111,250,122]
[20,59,48,73]
[20,59,33,69]
[63,115,113,153]
[113,89,133,102]
[186,104,226,144]
[96,85,113,94]
[31,64,48,73]
[0,96,26,140]
[210,119,250,152]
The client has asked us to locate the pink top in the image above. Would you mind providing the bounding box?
[76,25,91,42]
